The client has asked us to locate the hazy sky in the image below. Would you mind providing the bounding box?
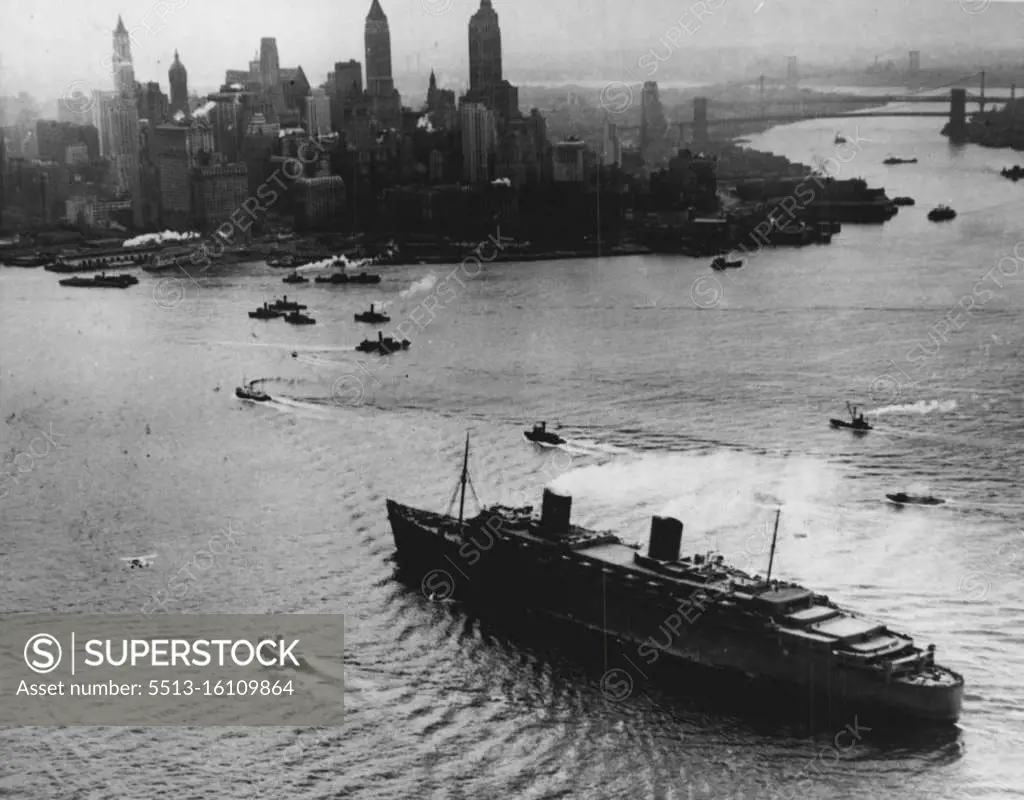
[2,0,1023,102]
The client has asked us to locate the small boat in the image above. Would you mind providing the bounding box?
[120,554,156,569]
[291,351,298,358]
[524,421,565,446]
[928,205,956,222]
[354,304,391,324]
[892,196,916,206]
[349,272,382,284]
[711,256,743,271]
[284,311,316,325]
[1000,166,1024,181]
[283,271,308,284]
[830,403,872,432]
[887,493,946,506]
[883,157,918,165]
[249,303,282,319]
[270,295,307,312]
[356,331,410,355]
[834,134,847,144]
[59,272,138,288]
[236,381,271,402]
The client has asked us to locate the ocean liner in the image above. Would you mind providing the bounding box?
[387,436,964,722]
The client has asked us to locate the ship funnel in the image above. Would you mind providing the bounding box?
[540,489,572,533]
[648,516,683,561]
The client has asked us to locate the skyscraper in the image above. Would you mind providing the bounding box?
[306,88,331,136]
[466,1,518,126]
[468,0,502,98]
[259,38,281,93]
[460,102,496,183]
[365,0,394,97]
[111,16,143,225]
[169,50,188,117]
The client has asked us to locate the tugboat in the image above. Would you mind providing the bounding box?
[283,271,308,284]
[235,380,271,402]
[834,133,847,144]
[892,196,916,206]
[710,256,744,271]
[270,296,307,312]
[248,303,283,319]
[830,403,872,433]
[386,435,965,723]
[887,493,946,507]
[883,157,918,165]
[284,310,316,325]
[524,421,566,446]
[356,331,410,355]
[354,304,391,324]
[928,205,957,222]
[58,272,138,288]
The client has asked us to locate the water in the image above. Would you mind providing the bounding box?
[2,114,1023,799]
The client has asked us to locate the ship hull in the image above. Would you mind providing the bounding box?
[387,501,962,723]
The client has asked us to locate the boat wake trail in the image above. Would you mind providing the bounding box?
[268,395,334,414]
[870,399,957,416]
[563,438,632,456]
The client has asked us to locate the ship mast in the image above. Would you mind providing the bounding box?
[458,432,469,523]
[766,507,781,583]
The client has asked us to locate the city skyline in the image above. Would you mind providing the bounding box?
[4,0,1024,104]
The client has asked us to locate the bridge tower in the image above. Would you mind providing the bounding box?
[692,97,709,147]
[948,88,967,141]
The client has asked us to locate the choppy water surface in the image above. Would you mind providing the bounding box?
[1,115,1023,799]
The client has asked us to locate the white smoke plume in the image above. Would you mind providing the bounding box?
[123,231,201,248]
[399,273,438,300]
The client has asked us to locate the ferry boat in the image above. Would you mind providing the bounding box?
[386,436,965,723]
[58,272,139,289]
[356,331,410,355]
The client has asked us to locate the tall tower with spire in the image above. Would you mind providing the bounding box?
[169,50,188,117]
[259,38,280,94]
[111,16,143,225]
[364,0,394,97]
[468,0,503,98]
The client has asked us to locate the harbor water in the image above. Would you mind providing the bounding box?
[1,111,1022,799]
